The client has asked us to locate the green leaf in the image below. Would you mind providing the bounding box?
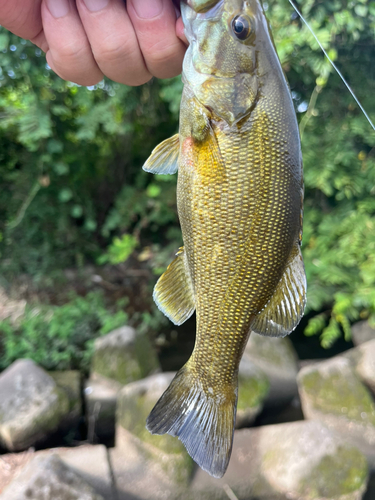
[59,188,73,202]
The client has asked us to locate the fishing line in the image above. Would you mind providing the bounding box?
[287,0,375,132]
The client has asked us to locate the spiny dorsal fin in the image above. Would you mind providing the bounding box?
[143,134,179,175]
[252,244,307,337]
[153,247,195,325]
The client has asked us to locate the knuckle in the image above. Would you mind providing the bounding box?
[145,39,182,68]
[92,34,152,86]
[93,34,133,66]
[47,50,102,86]
[54,39,89,65]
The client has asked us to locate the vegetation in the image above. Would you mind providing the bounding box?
[0,292,127,372]
[0,0,374,368]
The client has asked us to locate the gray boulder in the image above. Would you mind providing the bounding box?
[342,339,375,395]
[48,370,81,433]
[91,325,160,385]
[298,357,375,467]
[111,426,192,500]
[0,455,104,500]
[116,372,193,488]
[84,375,122,442]
[243,333,299,408]
[0,359,70,451]
[352,321,375,346]
[191,421,369,500]
[237,356,269,427]
[0,445,114,499]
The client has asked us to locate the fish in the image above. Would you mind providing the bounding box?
[143,0,306,478]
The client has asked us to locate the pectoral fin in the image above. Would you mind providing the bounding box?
[252,244,307,337]
[143,134,179,175]
[153,247,195,325]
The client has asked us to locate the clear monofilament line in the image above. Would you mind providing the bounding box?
[288,0,375,132]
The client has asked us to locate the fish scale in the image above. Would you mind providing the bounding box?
[144,0,307,478]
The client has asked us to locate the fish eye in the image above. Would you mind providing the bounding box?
[232,15,253,41]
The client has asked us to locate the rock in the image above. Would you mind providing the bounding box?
[191,421,369,500]
[116,373,193,488]
[48,370,81,434]
[91,325,160,385]
[0,446,114,499]
[237,356,270,427]
[0,287,26,323]
[342,340,375,395]
[84,375,122,443]
[352,321,375,346]
[111,426,192,500]
[0,359,70,451]
[0,454,104,500]
[298,357,375,467]
[47,445,114,499]
[243,333,299,408]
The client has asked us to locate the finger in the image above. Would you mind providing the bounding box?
[42,0,103,86]
[0,0,42,40]
[76,0,152,86]
[176,16,188,46]
[127,0,187,79]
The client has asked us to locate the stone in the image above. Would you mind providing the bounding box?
[0,454,104,500]
[0,359,70,451]
[191,421,369,500]
[342,340,375,395]
[84,375,122,442]
[48,445,114,499]
[116,373,193,487]
[0,287,26,323]
[237,356,270,427]
[243,333,299,408]
[111,426,192,500]
[351,321,375,346]
[298,357,375,467]
[91,325,160,385]
[0,446,113,499]
[48,371,81,434]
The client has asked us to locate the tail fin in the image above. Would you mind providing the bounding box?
[146,364,237,478]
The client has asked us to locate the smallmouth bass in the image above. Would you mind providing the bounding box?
[143,0,306,478]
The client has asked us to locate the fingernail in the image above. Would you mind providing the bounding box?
[46,0,70,18]
[83,0,109,12]
[133,0,163,19]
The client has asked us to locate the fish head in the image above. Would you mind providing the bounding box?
[181,0,273,126]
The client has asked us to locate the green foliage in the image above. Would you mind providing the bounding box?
[98,234,138,265]
[0,292,127,372]
[0,0,374,349]
[266,0,375,347]
[0,34,178,280]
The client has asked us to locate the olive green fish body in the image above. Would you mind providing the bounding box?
[144,0,306,478]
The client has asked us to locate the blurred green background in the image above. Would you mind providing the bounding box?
[0,0,374,372]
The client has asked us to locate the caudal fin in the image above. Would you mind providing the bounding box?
[146,364,237,478]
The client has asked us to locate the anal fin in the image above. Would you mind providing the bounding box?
[252,244,307,337]
[153,247,195,325]
[143,134,179,175]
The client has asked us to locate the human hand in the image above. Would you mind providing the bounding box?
[0,0,187,86]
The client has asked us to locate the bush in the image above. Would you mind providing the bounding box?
[0,292,128,372]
